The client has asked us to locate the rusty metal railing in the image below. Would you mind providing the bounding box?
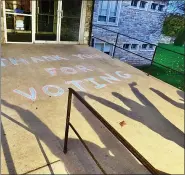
[63,88,167,175]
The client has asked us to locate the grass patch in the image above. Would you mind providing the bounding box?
[138,43,184,91]
[154,43,184,73]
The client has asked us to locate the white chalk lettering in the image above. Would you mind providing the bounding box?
[31,57,45,63]
[61,67,77,74]
[48,55,68,61]
[72,54,85,59]
[9,58,29,65]
[45,68,57,76]
[65,80,86,91]
[13,88,36,101]
[82,54,93,59]
[115,71,131,79]
[100,74,120,83]
[94,54,102,59]
[85,78,106,89]
[42,56,52,61]
[42,85,64,96]
[76,65,93,72]
[1,58,8,67]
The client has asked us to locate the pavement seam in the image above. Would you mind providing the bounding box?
[22,159,61,175]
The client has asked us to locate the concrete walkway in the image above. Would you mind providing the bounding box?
[1,44,184,174]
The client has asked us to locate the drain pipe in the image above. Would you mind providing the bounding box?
[88,0,95,46]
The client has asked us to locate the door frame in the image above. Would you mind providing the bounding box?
[3,0,87,44]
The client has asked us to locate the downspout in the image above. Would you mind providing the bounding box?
[88,0,95,46]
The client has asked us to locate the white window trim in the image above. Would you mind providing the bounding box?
[96,0,122,26]
[94,39,115,56]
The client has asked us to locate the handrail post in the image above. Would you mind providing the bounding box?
[63,88,73,154]
[147,45,157,76]
[112,33,119,58]
[151,45,157,66]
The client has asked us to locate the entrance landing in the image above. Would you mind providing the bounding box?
[1,44,184,174]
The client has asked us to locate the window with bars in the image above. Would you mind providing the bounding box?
[98,0,120,24]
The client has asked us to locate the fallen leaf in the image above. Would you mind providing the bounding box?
[119,121,126,127]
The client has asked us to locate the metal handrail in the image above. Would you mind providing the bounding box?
[92,36,184,75]
[93,24,184,56]
[63,88,169,175]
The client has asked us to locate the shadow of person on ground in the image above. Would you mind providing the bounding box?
[1,99,151,174]
[150,87,184,109]
[73,97,151,174]
[1,123,17,175]
[76,83,184,149]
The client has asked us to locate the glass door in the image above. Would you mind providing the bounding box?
[35,0,59,41]
[4,0,32,42]
[4,0,83,43]
[59,0,82,42]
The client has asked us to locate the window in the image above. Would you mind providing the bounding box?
[131,44,138,50]
[131,0,139,7]
[148,44,154,50]
[139,1,147,8]
[158,5,165,11]
[109,1,118,22]
[98,1,108,22]
[98,0,120,24]
[95,43,104,52]
[142,44,148,49]
[123,44,130,49]
[151,3,158,10]
[151,3,165,12]
[104,43,113,55]
[94,42,113,56]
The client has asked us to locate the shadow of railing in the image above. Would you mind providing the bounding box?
[63,88,172,175]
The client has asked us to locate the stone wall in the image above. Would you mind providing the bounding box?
[83,0,93,44]
[92,0,167,66]
[1,1,5,44]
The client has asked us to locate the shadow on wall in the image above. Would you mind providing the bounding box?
[2,99,149,174]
